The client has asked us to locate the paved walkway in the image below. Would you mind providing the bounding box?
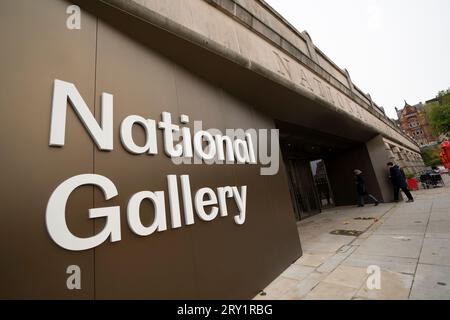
[255,175,450,300]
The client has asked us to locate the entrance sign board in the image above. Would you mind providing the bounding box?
[46,79,251,251]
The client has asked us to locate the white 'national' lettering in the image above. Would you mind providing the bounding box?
[50,79,113,150]
[50,79,258,165]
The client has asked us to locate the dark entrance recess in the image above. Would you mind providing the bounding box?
[277,120,362,221]
[284,158,334,220]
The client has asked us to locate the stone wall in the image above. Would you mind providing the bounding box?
[109,0,421,154]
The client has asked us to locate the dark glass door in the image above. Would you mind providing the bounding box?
[310,159,335,210]
[285,159,321,220]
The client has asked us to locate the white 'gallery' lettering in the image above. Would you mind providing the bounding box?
[46,174,247,251]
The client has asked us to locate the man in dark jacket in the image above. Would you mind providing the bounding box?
[354,169,379,207]
[387,162,414,202]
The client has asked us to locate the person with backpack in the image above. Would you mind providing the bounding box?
[387,162,414,202]
[354,169,379,207]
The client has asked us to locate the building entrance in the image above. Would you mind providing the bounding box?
[277,120,359,221]
[285,158,334,221]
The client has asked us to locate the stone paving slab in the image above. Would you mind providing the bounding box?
[425,221,450,239]
[419,238,450,266]
[430,211,450,221]
[410,264,450,300]
[279,272,327,300]
[343,254,418,275]
[303,281,358,300]
[353,234,423,259]
[373,224,427,236]
[255,276,300,300]
[322,265,368,289]
[294,252,334,268]
[432,198,450,210]
[316,245,358,273]
[300,234,355,253]
[355,270,413,300]
[280,264,316,281]
[382,215,429,226]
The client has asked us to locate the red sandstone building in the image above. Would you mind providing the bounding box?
[396,102,437,147]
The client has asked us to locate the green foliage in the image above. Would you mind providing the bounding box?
[421,145,442,166]
[405,172,416,179]
[437,87,450,98]
[426,95,450,136]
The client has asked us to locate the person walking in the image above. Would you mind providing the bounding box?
[354,169,379,207]
[387,162,414,202]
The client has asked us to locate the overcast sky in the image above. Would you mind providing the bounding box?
[265,0,450,119]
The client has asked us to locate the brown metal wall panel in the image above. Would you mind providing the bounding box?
[0,0,97,299]
[92,20,197,299]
